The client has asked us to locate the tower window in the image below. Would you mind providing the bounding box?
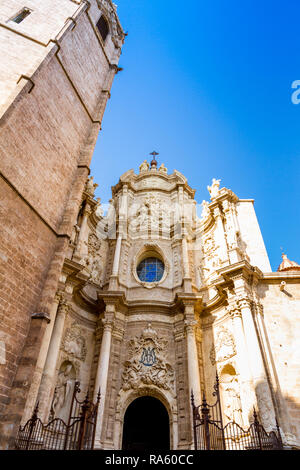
[11,8,32,24]
[96,15,109,42]
[137,257,164,283]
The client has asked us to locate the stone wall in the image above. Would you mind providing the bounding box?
[0,177,56,419]
[0,0,124,447]
[258,278,300,443]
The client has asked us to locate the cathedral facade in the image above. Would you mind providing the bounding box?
[30,156,299,450]
[0,0,300,451]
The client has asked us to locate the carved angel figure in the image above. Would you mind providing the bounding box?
[159,163,168,174]
[139,160,149,173]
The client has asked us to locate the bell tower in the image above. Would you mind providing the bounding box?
[0,0,125,448]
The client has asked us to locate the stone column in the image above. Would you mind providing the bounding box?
[21,292,62,423]
[238,296,276,430]
[119,184,128,238]
[185,320,201,406]
[183,301,201,408]
[228,303,256,426]
[37,298,70,421]
[182,237,192,292]
[93,314,114,448]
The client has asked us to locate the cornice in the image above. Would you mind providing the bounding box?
[208,188,239,208]
[111,170,196,198]
[261,272,300,281]
[217,260,263,283]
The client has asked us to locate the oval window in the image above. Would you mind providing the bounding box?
[137,257,164,283]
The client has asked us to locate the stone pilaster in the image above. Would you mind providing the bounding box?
[237,295,277,430]
[37,298,70,421]
[109,233,122,290]
[21,291,62,423]
[181,237,192,292]
[227,302,256,426]
[93,303,116,448]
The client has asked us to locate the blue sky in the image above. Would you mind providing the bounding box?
[90,0,300,271]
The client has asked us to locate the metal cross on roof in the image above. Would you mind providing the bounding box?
[150,151,159,158]
[150,151,159,168]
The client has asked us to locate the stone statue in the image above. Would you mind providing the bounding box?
[139,160,149,173]
[51,363,75,419]
[70,223,80,245]
[85,176,98,197]
[207,178,221,199]
[94,198,103,218]
[223,377,243,426]
[201,200,210,219]
[159,163,168,174]
[137,204,148,228]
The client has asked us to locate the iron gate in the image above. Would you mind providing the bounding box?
[191,374,283,450]
[15,382,100,450]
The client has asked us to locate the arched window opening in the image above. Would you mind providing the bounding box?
[96,15,109,42]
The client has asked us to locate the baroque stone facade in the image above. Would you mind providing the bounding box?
[3,153,298,450]
[0,0,300,452]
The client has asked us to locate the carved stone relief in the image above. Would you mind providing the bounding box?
[256,381,276,430]
[120,324,175,393]
[62,322,87,362]
[83,233,103,285]
[172,246,182,285]
[220,367,243,426]
[210,326,236,365]
[128,195,171,236]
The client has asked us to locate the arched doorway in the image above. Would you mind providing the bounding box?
[122,396,170,451]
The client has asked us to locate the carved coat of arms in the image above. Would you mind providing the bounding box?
[121,324,175,392]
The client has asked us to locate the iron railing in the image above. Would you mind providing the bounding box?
[15,382,100,450]
[191,375,283,451]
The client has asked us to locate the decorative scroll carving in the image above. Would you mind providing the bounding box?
[84,233,103,285]
[202,231,222,277]
[121,324,175,393]
[172,246,181,285]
